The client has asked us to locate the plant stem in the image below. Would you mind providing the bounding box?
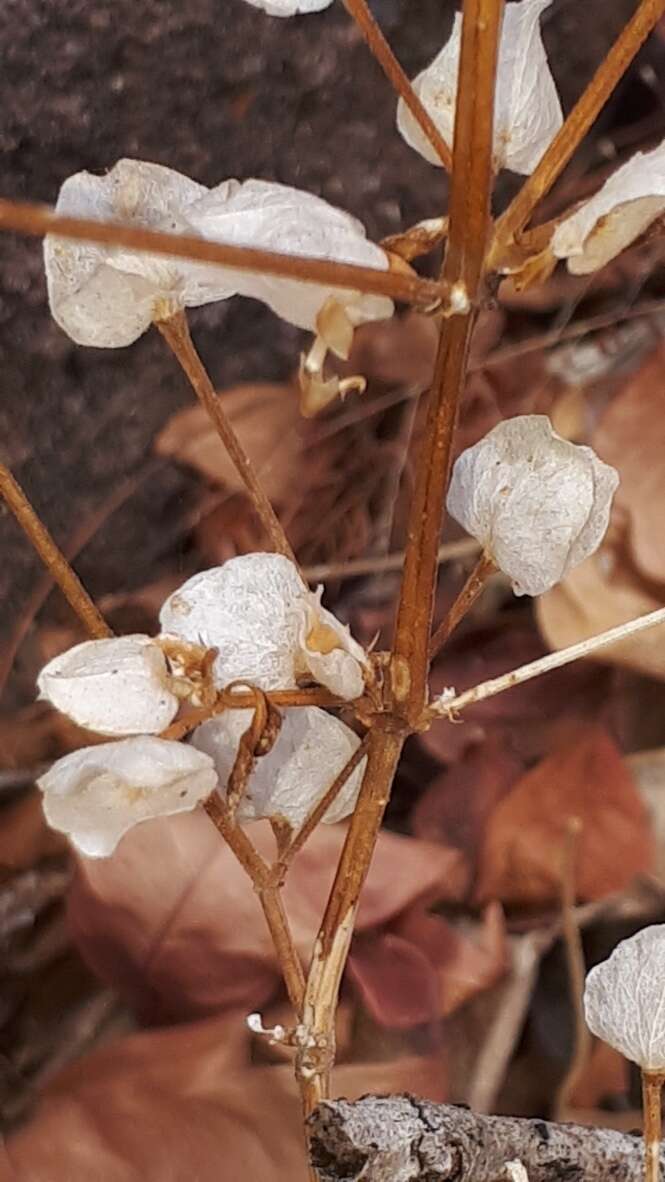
[0,197,448,309]
[642,1070,664,1182]
[0,463,112,640]
[341,0,453,171]
[160,686,346,741]
[432,605,665,718]
[429,551,496,658]
[390,0,504,726]
[302,537,479,584]
[491,0,665,262]
[299,726,405,1108]
[157,312,296,563]
[554,816,590,1121]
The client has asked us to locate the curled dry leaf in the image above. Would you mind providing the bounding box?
[474,726,654,907]
[67,810,468,1022]
[154,383,304,504]
[2,1010,445,1182]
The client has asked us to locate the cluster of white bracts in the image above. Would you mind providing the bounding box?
[44,159,392,348]
[584,926,665,1071]
[36,554,368,857]
[396,0,562,175]
[446,416,619,597]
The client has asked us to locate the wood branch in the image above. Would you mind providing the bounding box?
[309,1095,652,1182]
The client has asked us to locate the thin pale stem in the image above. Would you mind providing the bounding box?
[161,686,345,741]
[642,1070,664,1182]
[341,0,453,171]
[0,197,449,309]
[299,727,405,1108]
[491,0,665,261]
[432,606,665,718]
[157,312,296,563]
[0,463,112,640]
[302,537,479,584]
[429,552,496,658]
[554,817,590,1121]
[390,0,504,725]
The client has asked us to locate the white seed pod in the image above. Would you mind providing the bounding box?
[189,179,393,332]
[446,415,619,597]
[240,0,333,13]
[37,635,179,736]
[44,159,241,347]
[397,0,562,175]
[552,140,665,274]
[37,736,217,858]
[192,707,365,828]
[584,926,665,1070]
[159,553,367,698]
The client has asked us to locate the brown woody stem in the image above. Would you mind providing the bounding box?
[429,551,496,658]
[390,0,504,725]
[161,686,345,741]
[642,1070,664,1182]
[0,463,112,640]
[341,0,453,171]
[491,0,665,262]
[0,197,448,308]
[157,311,296,563]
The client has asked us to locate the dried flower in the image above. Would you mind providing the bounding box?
[37,635,179,736]
[446,415,619,597]
[584,926,665,1070]
[159,553,367,699]
[552,140,665,274]
[397,0,562,174]
[192,707,365,828]
[37,737,217,857]
[240,0,334,16]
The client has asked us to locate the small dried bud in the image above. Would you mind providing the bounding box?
[397,0,562,175]
[37,736,217,858]
[240,0,334,14]
[584,926,665,1070]
[159,553,367,699]
[446,415,619,597]
[37,635,179,736]
[192,707,365,828]
[552,140,665,274]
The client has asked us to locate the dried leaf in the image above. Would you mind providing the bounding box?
[347,933,441,1029]
[67,811,468,1022]
[155,384,303,503]
[0,792,66,878]
[475,726,654,906]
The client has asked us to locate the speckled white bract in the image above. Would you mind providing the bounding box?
[37,736,217,858]
[189,178,393,332]
[584,926,665,1070]
[396,0,562,174]
[159,553,367,698]
[192,706,365,827]
[446,415,619,597]
[552,140,665,274]
[44,159,241,347]
[37,634,179,736]
[240,0,334,15]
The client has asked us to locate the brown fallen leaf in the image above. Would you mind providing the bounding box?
[474,726,654,907]
[568,1039,629,1109]
[67,811,468,1023]
[0,791,66,878]
[347,932,441,1030]
[537,552,665,680]
[1,1010,446,1182]
[155,383,304,504]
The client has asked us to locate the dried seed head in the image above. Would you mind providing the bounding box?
[37,736,217,858]
[552,140,665,274]
[397,0,562,175]
[240,0,334,14]
[192,707,365,828]
[446,415,619,597]
[37,635,179,735]
[159,553,367,699]
[584,926,665,1070]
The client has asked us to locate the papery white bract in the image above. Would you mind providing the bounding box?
[192,706,365,828]
[584,926,665,1070]
[446,415,619,597]
[159,553,367,699]
[552,140,665,274]
[240,0,334,14]
[397,0,562,174]
[37,635,179,736]
[37,736,217,858]
[44,159,240,347]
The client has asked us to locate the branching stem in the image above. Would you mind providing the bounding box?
[429,552,496,658]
